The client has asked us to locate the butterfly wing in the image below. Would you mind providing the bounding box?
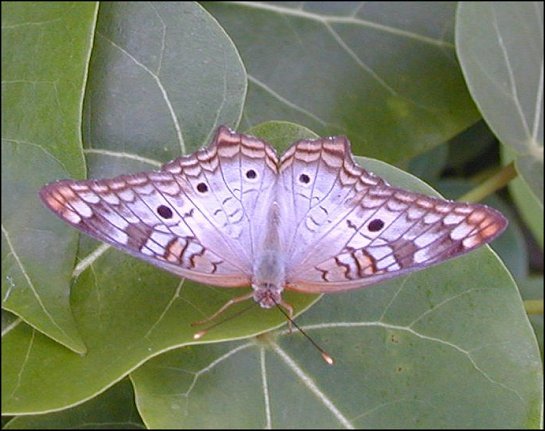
[40,126,278,287]
[278,137,507,293]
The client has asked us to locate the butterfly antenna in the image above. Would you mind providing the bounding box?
[193,303,255,340]
[274,303,334,365]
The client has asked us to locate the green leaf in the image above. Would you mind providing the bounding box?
[502,145,544,249]
[406,143,449,183]
[130,155,539,428]
[204,1,480,164]
[517,276,544,358]
[83,2,247,163]
[456,2,544,204]
[445,120,497,172]
[3,379,143,429]
[2,1,98,353]
[1,309,18,333]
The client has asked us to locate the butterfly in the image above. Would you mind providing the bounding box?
[40,125,507,323]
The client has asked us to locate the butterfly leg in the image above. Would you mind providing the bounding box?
[191,291,254,327]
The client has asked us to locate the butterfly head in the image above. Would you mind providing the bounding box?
[251,283,283,309]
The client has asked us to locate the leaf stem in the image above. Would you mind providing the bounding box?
[459,162,517,202]
[524,299,543,315]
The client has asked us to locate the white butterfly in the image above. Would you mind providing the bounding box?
[40,126,507,320]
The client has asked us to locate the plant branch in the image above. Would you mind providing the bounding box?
[459,162,517,202]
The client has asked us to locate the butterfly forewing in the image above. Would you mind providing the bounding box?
[39,126,279,287]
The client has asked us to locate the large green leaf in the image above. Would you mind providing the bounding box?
[204,1,480,164]
[2,1,97,353]
[133,266,539,429]
[456,2,544,204]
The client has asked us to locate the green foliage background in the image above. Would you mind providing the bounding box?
[2,2,543,429]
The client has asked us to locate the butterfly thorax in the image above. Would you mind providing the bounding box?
[252,250,285,308]
[251,202,286,308]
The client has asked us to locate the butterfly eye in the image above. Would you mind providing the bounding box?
[299,173,310,184]
[157,205,173,219]
[196,182,208,193]
[246,169,257,179]
[368,219,384,232]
